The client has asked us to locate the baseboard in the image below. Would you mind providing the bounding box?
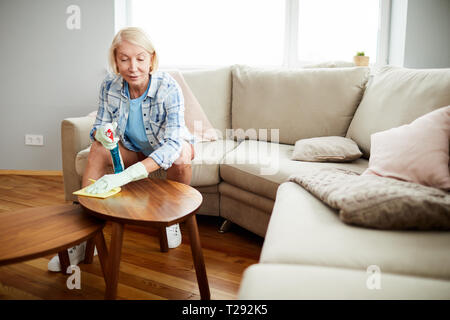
[0,170,63,176]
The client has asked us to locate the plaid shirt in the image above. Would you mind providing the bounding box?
[90,71,195,170]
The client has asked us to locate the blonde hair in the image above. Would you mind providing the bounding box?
[108,27,159,75]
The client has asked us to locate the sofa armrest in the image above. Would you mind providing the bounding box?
[61,116,94,201]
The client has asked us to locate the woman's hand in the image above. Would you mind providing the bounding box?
[85,173,126,194]
[85,162,149,194]
[95,122,120,150]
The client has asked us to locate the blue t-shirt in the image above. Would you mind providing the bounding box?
[124,80,154,156]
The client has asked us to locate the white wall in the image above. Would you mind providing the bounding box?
[389,0,450,68]
[0,0,114,170]
[403,0,450,68]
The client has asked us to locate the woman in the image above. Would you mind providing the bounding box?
[48,27,195,272]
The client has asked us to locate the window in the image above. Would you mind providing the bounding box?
[129,0,285,67]
[297,0,380,64]
[123,0,388,68]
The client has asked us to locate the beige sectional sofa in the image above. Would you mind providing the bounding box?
[61,65,450,299]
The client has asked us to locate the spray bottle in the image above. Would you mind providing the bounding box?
[107,129,124,173]
[96,122,124,173]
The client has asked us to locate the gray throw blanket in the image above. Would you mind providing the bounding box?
[288,168,450,230]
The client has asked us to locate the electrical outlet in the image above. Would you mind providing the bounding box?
[35,135,43,145]
[25,135,33,145]
[25,134,44,146]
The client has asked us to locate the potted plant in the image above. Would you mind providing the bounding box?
[353,51,369,66]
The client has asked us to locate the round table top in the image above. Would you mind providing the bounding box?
[0,204,104,266]
[78,178,203,227]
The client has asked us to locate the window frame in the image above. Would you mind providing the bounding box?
[283,0,391,67]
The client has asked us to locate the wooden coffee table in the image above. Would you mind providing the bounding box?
[0,204,106,275]
[78,178,209,300]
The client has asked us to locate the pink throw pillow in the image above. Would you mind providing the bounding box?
[363,106,450,190]
[168,70,218,142]
[87,111,97,118]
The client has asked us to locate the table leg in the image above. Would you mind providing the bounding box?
[159,226,169,252]
[105,222,124,300]
[58,250,70,275]
[83,238,96,264]
[185,214,210,300]
[94,230,109,287]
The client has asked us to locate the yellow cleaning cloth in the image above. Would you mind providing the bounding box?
[73,179,121,199]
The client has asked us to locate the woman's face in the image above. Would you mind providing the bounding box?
[115,40,152,87]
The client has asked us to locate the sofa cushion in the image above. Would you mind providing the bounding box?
[292,136,362,162]
[231,65,369,144]
[220,140,368,200]
[260,181,450,280]
[346,66,450,157]
[302,61,355,68]
[75,139,238,187]
[238,264,450,300]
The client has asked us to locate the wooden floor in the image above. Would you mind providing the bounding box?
[0,175,264,300]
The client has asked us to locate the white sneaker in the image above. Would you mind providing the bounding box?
[166,223,182,248]
[47,242,97,272]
